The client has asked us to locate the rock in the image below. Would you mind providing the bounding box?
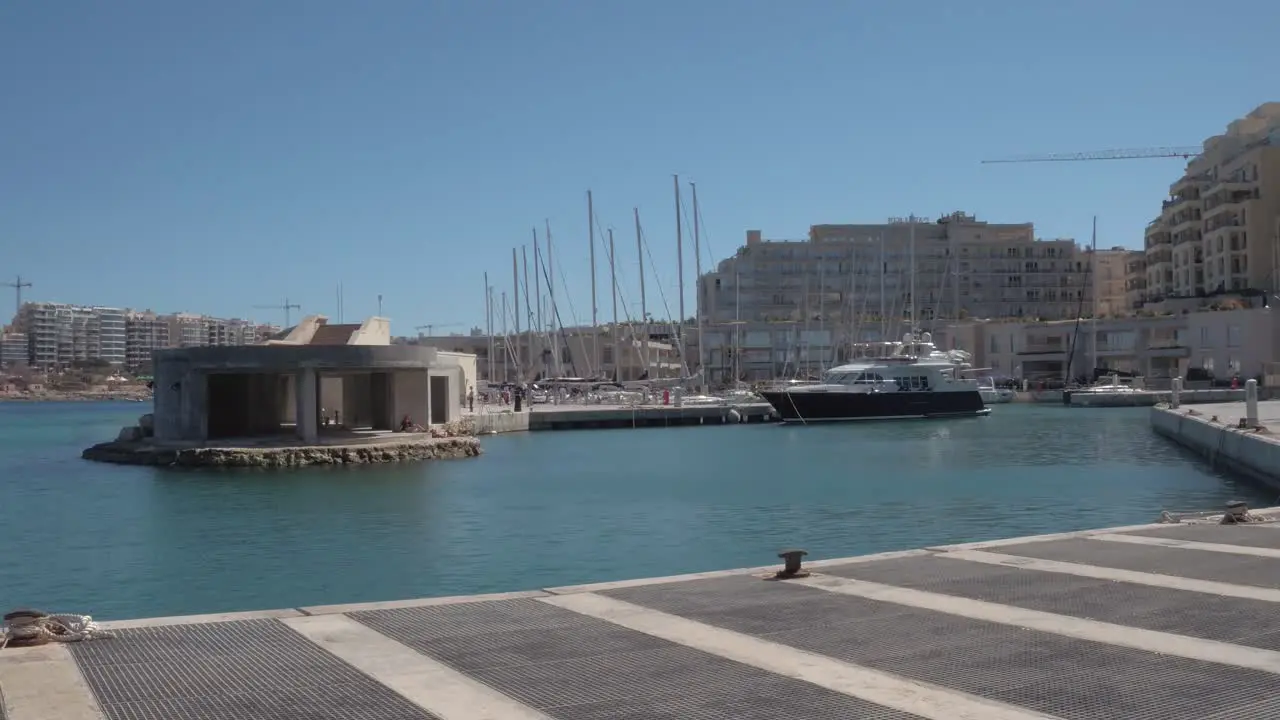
[116,426,143,442]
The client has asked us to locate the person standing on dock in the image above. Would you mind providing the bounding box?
[467,386,474,413]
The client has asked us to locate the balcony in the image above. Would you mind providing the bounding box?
[1018,340,1068,356]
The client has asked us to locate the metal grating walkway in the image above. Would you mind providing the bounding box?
[821,553,1280,650]
[1124,523,1280,549]
[68,619,439,720]
[995,537,1280,588]
[604,574,1280,720]
[351,599,923,719]
[6,520,1280,718]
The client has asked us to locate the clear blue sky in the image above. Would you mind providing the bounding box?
[3,0,1277,332]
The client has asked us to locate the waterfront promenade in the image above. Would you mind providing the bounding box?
[7,510,1280,719]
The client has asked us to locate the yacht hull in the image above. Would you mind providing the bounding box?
[759,390,988,423]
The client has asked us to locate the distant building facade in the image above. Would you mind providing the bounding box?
[1137,103,1280,304]
[10,302,279,372]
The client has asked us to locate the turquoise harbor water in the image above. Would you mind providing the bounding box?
[0,401,1271,620]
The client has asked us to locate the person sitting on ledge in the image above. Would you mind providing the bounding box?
[398,414,426,433]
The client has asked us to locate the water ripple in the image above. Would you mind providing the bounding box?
[0,401,1269,619]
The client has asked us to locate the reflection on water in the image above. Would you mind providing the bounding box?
[0,401,1269,619]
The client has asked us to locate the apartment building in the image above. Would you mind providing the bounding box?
[9,303,280,371]
[1124,251,1147,312]
[1092,248,1130,317]
[943,306,1276,383]
[1140,103,1280,303]
[92,307,127,367]
[125,311,171,372]
[0,332,27,368]
[12,302,127,369]
[699,212,1096,339]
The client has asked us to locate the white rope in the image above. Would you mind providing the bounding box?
[2,612,114,649]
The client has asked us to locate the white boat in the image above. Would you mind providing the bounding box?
[977,377,1016,404]
[1067,376,1160,407]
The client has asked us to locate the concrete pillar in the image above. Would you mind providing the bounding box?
[1171,376,1182,409]
[1246,378,1259,428]
[295,368,318,443]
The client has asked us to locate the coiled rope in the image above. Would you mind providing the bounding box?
[2,610,114,649]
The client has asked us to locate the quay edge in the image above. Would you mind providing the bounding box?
[1150,400,1280,490]
[471,402,777,433]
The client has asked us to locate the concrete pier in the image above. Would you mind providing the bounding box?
[472,402,776,434]
[8,510,1280,719]
[1151,400,1280,490]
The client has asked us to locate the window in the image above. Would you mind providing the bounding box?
[1200,326,1211,346]
[1227,325,1241,347]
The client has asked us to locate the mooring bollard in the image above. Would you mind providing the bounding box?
[1246,378,1259,428]
[1171,377,1182,409]
[774,548,809,579]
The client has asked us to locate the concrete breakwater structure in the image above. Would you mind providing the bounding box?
[8,508,1280,719]
[1150,381,1280,490]
[471,401,777,434]
[82,315,482,468]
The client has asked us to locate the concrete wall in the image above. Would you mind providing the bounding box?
[152,358,208,441]
[1188,308,1277,380]
[319,376,344,422]
[436,351,477,400]
[429,366,463,423]
[349,317,391,345]
[1150,406,1280,490]
[391,370,429,427]
[342,375,375,428]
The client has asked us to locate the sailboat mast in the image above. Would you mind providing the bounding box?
[691,182,705,388]
[909,218,917,334]
[501,291,509,381]
[587,190,599,378]
[635,208,648,376]
[673,175,685,369]
[522,246,532,335]
[609,228,619,380]
[546,219,558,376]
[533,228,543,377]
[1090,215,1098,376]
[878,234,886,340]
[734,268,741,384]
[819,261,825,373]
[484,273,494,382]
[512,248,521,378]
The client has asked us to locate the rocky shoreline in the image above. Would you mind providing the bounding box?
[82,436,482,468]
[1,391,152,403]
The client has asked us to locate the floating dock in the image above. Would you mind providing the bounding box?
[472,402,777,434]
[1151,399,1280,490]
[8,509,1280,719]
